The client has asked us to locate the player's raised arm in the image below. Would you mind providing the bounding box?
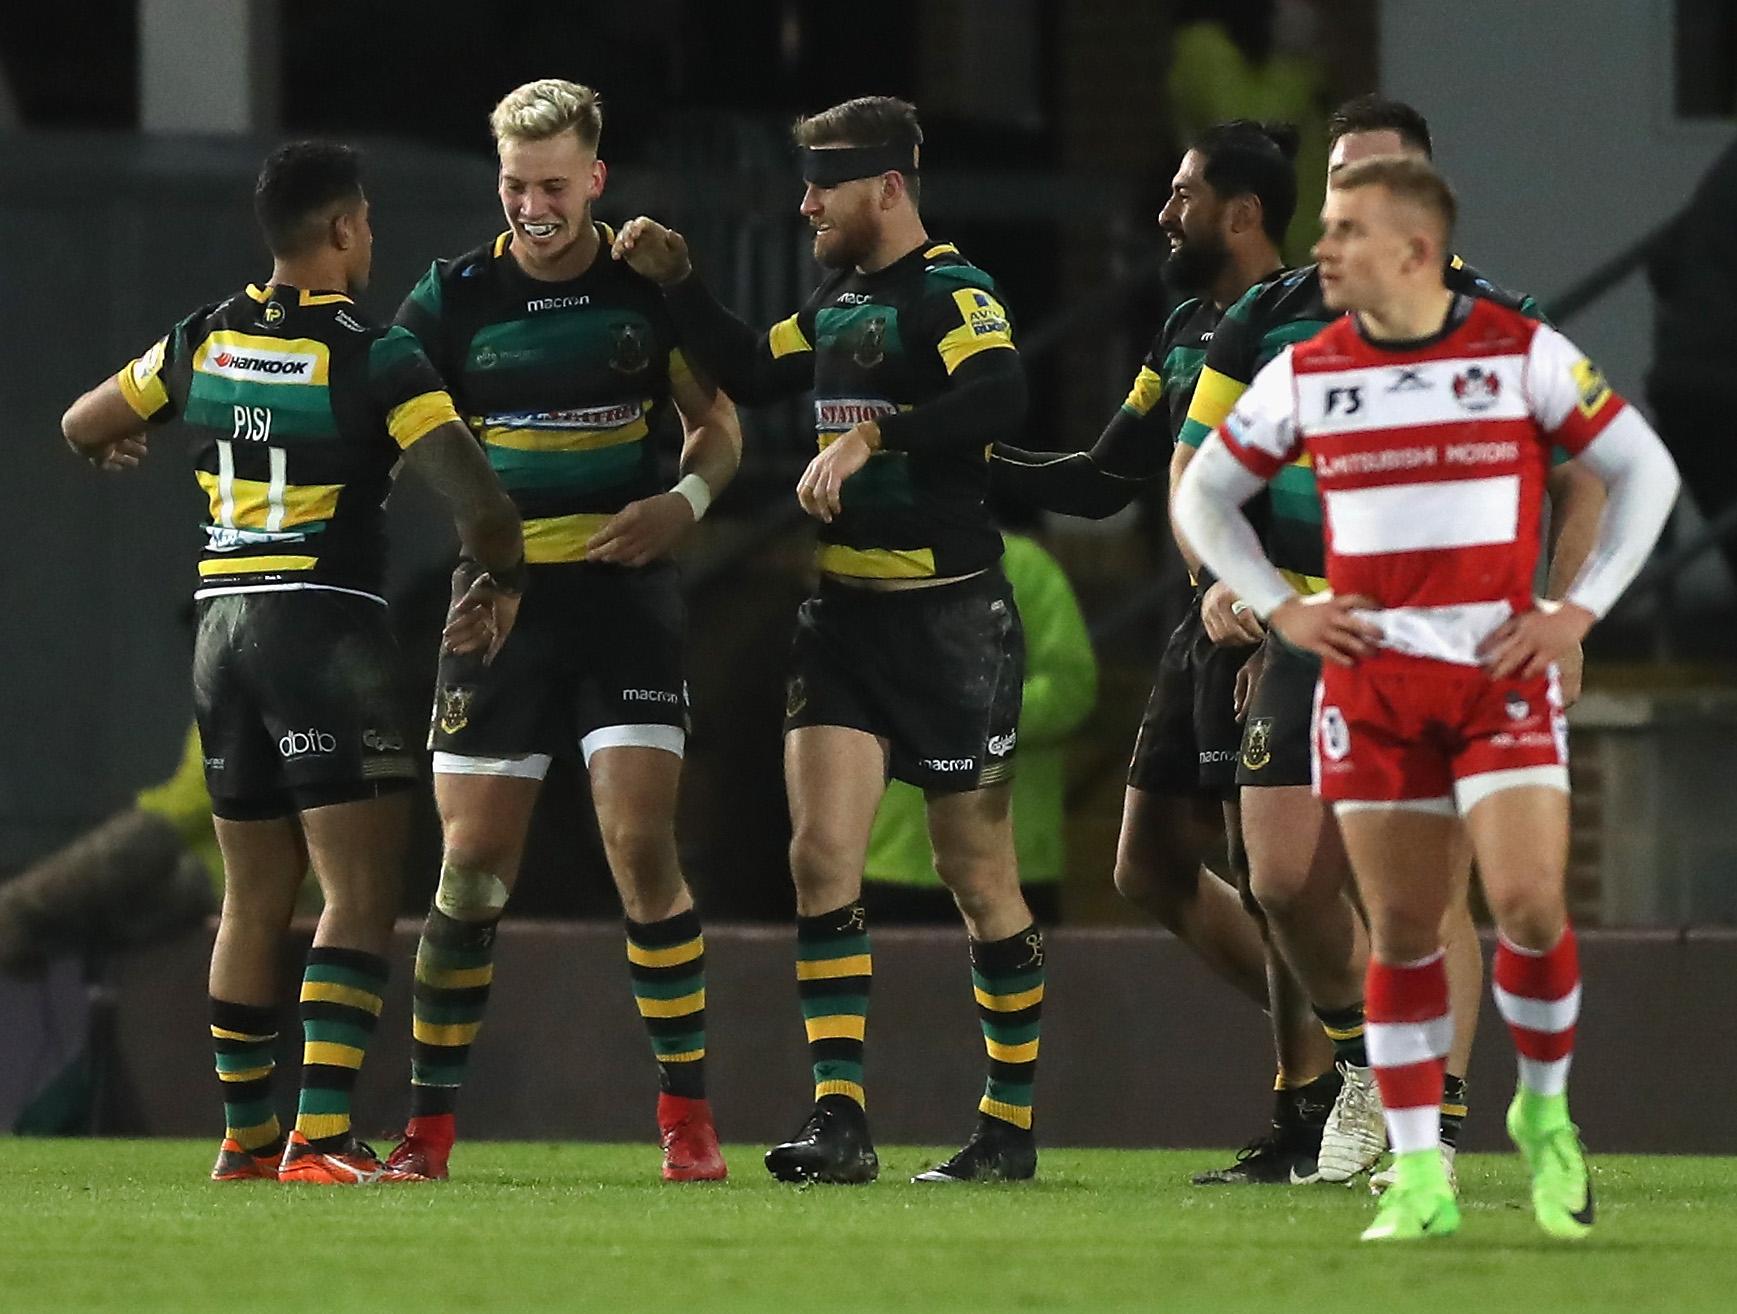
[613,217,816,405]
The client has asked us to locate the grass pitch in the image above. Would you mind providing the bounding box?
[2,1141,1735,1312]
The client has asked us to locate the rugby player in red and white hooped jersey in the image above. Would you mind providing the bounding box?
[1175,154,1678,1244]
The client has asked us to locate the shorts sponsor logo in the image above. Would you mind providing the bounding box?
[279,727,337,759]
[987,730,1017,757]
[815,397,898,431]
[1241,717,1273,771]
[1490,730,1555,750]
[1318,706,1351,762]
[205,347,316,381]
[203,756,225,770]
[921,758,977,773]
[1199,748,1239,765]
[622,688,680,704]
[437,686,474,735]
[1451,365,1502,412]
[362,728,405,752]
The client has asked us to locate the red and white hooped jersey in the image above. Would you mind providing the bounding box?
[1216,297,1626,666]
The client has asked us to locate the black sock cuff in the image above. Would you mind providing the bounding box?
[1313,1002,1366,1030]
[970,924,1044,976]
[625,907,703,948]
[797,902,869,941]
[305,944,390,986]
[426,906,500,949]
[210,997,278,1037]
[1442,1072,1468,1103]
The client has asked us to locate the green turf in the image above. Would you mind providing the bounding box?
[2,1141,1735,1312]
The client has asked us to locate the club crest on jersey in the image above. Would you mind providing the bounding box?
[852,315,888,368]
[1451,366,1502,412]
[1242,718,1273,771]
[610,321,650,374]
[437,686,474,735]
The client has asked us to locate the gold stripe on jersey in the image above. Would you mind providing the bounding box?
[768,314,813,360]
[195,471,342,530]
[669,347,693,384]
[523,512,615,564]
[818,544,938,579]
[197,554,317,577]
[1280,567,1329,595]
[478,407,651,453]
[116,339,170,420]
[192,331,332,386]
[1123,365,1164,417]
[1189,366,1248,434]
[493,231,512,258]
[936,289,1014,374]
[923,243,960,258]
[386,390,460,449]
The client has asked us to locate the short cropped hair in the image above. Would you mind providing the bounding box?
[254,141,363,258]
[1327,94,1433,158]
[1193,120,1300,245]
[490,78,603,150]
[1330,154,1457,243]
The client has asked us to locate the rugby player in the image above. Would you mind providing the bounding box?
[1175,153,1677,1239]
[993,121,1344,1183]
[383,79,742,1183]
[1175,97,1607,1187]
[614,96,1041,1183]
[60,141,525,1184]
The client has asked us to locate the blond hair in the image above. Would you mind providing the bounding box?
[1330,154,1457,241]
[489,79,602,150]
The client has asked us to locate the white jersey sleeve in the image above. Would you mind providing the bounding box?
[1524,323,1626,455]
[1217,346,1303,480]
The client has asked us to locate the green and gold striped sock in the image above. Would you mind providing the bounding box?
[972,925,1045,1132]
[626,909,707,1099]
[1314,1001,1369,1068]
[409,907,499,1119]
[796,902,871,1109]
[295,946,387,1151]
[210,998,281,1155]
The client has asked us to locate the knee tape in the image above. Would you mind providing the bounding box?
[434,863,509,921]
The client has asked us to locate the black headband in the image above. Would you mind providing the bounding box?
[801,143,919,187]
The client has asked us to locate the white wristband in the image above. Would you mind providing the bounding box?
[672,472,712,520]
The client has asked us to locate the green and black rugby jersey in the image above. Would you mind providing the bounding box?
[759,240,1018,580]
[395,225,689,565]
[1121,296,1221,445]
[118,283,460,601]
[1176,257,1543,591]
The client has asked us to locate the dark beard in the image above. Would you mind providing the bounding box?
[1163,235,1230,294]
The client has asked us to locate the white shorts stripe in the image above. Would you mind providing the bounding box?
[1455,764,1569,814]
[432,752,553,781]
[1333,796,1457,817]
[580,723,686,766]
[1366,1015,1454,1068]
[1493,981,1582,1032]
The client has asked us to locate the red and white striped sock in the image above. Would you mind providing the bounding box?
[1493,926,1581,1098]
[1365,950,1451,1155]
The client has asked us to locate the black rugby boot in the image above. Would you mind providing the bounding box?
[764,1095,880,1184]
[912,1115,1037,1183]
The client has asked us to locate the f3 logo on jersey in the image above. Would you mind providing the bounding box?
[1324,386,1363,415]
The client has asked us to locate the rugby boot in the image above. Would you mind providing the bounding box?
[1507,1093,1595,1240]
[279,1131,427,1184]
[764,1095,879,1184]
[912,1115,1036,1182]
[1317,1061,1387,1182]
[1371,1143,1458,1196]
[1191,1071,1337,1186]
[384,1114,453,1181]
[210,1137,280,1182]
[658,1092,728,1182]
[1360,1152,1461,1242]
